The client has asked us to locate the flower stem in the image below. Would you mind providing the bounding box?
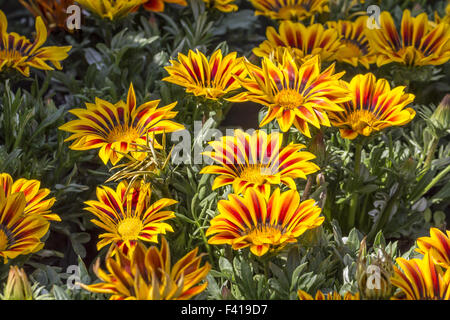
[348,143,362,230]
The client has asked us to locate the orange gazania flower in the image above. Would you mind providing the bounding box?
[298,289,360,300]
[253,21,343,63]
[80,238,211,300]
[84,180,177,255]
[366,10,450,67]
[0,173,59,222]
[206,188,324,256]
[391,252,450,300]
[416,228,450,269]
[142,0,187,12]
[230,52,349,136]
[19,0,75,32]
[200,129,319,197]
[326,16,376,69]
[328,73,416,140]
[163,49,246,100]
[0,191,50,263]
[59,83,184,165]
[249,0,329,22]
[0,10,71,77]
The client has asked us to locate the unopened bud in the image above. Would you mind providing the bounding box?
[1,266,33,300]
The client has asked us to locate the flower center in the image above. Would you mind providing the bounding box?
[277,5,308,20]
[349,110,378,135]
[0,50,27,67]
[245,223,284,245]
[239,166,272,185]
[0,228,9,251]
[274,89,304,110]
[107,125,140,143]
[117,218,143,241]
[339,39,367,57]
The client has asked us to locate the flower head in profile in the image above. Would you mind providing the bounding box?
[75,0,145,20]
[416,228,450,269]
[366,10,450,67]
[298,289,360,300]
[328,73,415,140]
[0,173,59,222]
[202,0,238,12]
[0,191,50,263]
[200,129,319,197]
[230,52,349,136]
[253,21,343,63]
[326,16,375,69]
[0,10,71,77]
[391,252,450,300]
[249,0,329,22]
[163,49,246,100]
[80,238,211,300]
[84,180,177,255]
[19,0,76,32]
[142,0,187,12]
[206,188,324,256]
[59,83,184,165]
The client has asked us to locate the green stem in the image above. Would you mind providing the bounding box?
[348,143,362,230]
[423,136,439,171]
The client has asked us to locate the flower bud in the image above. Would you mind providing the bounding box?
[1,266,33,300]
[356,239,394,300]
[430,94,450,137]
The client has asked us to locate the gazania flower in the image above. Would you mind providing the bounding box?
[328,73,416,140]
[298,289,360,300]
[80,238,211,300]
[253,21,343,63]
[366,10,450,67]
[202,0,238,12]
[0,173,59,222]
[84,180,177,255]
[0,191,50,263]
[326,16,375,69]
[59,83,184,165]
[142,0,187,12]
[391,252,450,300]
[75,0,145,20]
[163,49,246,100]
[200,129,319,197]
[0,10,71,77]
[249,0,329,21]
[19,0,75,32]
[416,228,450,269]
[230,52,349,136]
[206,188,324,256]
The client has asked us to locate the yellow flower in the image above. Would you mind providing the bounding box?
[249,0,329,21]
[391,252,450,300]
[366,10,450,67]
[328,73,416,140]
[80,238,211,300]
[326,16,376,69]
[0,10,71,77]
[203,0,238,12]
[0,191,50,263]
[416,228,450,269]
[19,0,76,32]
[206,188,324,256]
[84,180,177,255]
[163,49,246,100]
[230,52,349,136]
[75,0,145,20]
[298,289,360,300]
[200,129,319,197]
[59,83,184,165]
[0,173,59,222]
[253,21,343,63]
